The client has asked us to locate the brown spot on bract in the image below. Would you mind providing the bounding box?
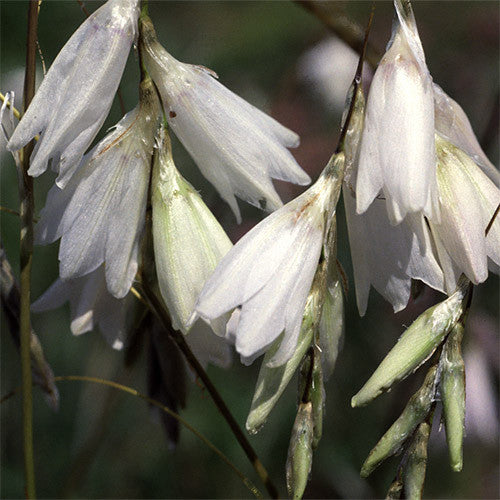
[169,111,177,118]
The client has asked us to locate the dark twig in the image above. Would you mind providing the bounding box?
[18,1,39,497]
[295,0,381,69]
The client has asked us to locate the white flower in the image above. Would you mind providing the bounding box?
[7,0,140,188]
[343,82,444,315]
[429,136,500,291]
[32,266,128,350]
[140,16,311,223]
[355,0,438,224]
[344,189,445,315]
[152,127,233,335]
[35,78,160,298]
[194,155,343,366]
[344,0,499,314]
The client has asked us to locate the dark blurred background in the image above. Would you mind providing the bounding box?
[1,1,498,498]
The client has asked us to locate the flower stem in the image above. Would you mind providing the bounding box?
[1,375,262,499]
[18,1,39,498]
[294,0,380,68]
[140,281,279,499]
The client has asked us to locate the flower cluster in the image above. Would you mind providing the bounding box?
[344,0,499,314]
[8,1,311,355]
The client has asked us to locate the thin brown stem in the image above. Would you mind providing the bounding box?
[139,280,279,499]
[18,1,39,497]
[295,0,380,69]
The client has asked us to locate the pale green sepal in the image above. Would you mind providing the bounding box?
[360,365,437,478]
[152,127,232,334]
[246,320,313,434]
[310,347,324,449]
[403,419,431,500]
[352,275,470,407]
[318,274,344,380]
[286,402,314,500]
[439,321,465,472]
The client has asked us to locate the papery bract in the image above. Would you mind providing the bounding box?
[140,16,310,223]
[7,0,139,187]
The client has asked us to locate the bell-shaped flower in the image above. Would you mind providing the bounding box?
[355,0,438,224]
[32,266,128,350]
[194,154,343,366]
[139,16,311,223]
[35,77,160,298]
[343,84,445,315]
[152,127,233,336]
[428,136,500,291]
[7,0,140,187]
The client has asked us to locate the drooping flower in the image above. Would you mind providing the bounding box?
[35,77,160,298]
[152,126,233,336]
[31,266,128,350]
[355,0,439,224]
[139,16,311,223]
[429,136,500,291]
[343,85,445,315]
[7,0,140,187]
[194,153,344,366]
[344,0,499,314]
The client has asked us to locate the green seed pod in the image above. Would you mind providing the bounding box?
[352,276,470,407]
[286,402,314,500]
[403,419,432,500]
[439,321,466,472]
[361,365,437,478]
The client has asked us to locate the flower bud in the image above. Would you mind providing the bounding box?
[403,419,431,499]
[352,276,471,407]
[360,365,437,478]
[439,321,465,471]
[286,402,314,500]
[152,126,233,335]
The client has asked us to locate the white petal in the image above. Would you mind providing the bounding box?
[141,20,310,220]
[8,0,139,185]
[433,83,499,186]
[345,187,444,315]
[356,27,438,223]
[185,321,232,369]
[432,139,495,284]
[31,278,71,312]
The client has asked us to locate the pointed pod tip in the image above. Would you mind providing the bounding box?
[451,461,463,472]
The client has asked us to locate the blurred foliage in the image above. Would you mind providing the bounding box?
[1,1,498,498]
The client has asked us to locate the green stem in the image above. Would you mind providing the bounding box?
[18,1,39,498]
[140,281,279,499]
[1,376,262,499]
